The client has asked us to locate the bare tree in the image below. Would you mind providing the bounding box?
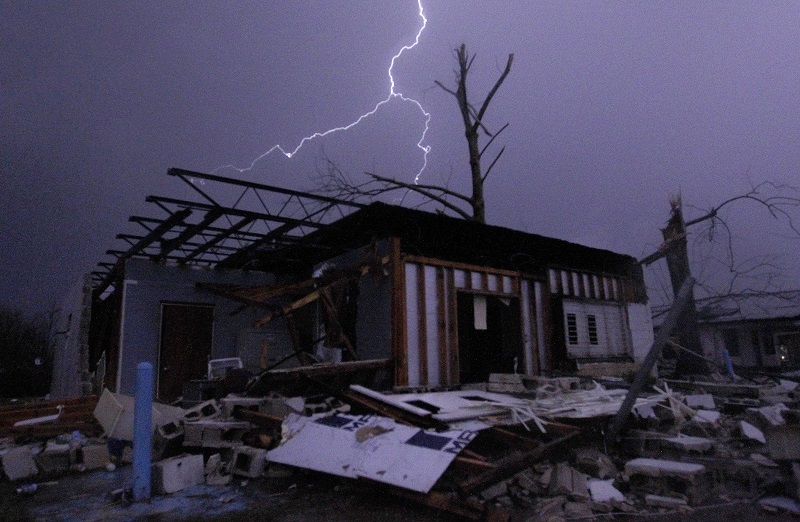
[642,181,800,376]
[322,44,514,224]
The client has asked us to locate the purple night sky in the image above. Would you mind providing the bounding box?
[2,1,799,315]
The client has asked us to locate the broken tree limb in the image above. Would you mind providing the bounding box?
[605,276,695,445]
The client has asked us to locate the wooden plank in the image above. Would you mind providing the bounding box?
[487,426,541,451]
[231,408,284,430]
[598,275,607,300]
[458,430,581,495]
[447,268,459,386]
[527,281,541,375]
[389,489,483,520]
[555,270,564,295]
[417,264,428,386]
[540,283,554,373]
[577,272,586,298]
[403,255,526,279]
[340,388,448,431]
[481,272,489,292]
[390,238,408,386]
[605,276,695,445]
[565,271,574,296]
[436,266,448,385]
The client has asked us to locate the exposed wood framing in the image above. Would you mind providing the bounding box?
[390,237,408,386]
[446,268,459,386]
[436,266,448,384]
[403,255,533,280]
[541,282,554,373]
[253,256,389,327]
[416,264,428,386]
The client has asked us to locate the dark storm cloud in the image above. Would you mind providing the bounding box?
[2,1,799,313]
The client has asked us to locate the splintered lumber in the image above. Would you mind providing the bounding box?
[389,489,484,520]
[341,387,449,431]
[0,395,101,437]
[458,428,581,495]
[605,276,695,445]
[230,408,283,430]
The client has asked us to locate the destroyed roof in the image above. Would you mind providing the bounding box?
[653,290,800,325]
[239,201,640,277]
[93,167,639,295]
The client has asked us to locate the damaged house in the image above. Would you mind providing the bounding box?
[51,168,654,400]
[694,291,800,371]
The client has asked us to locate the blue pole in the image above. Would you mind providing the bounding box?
[132,362,153,501]
[722,348,736,380]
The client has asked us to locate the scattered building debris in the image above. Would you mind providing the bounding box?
[1,366,799,521]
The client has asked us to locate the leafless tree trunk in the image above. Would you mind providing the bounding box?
[320,44,513,224]
[642,181,800,377]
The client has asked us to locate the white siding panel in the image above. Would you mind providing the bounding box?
[424,266,440,386]
[626,303,654,363]
[404,263,420,387]
[454,269,467,289]
[535,282,547,372]
[521,281,534,375]
[488,274,499,292]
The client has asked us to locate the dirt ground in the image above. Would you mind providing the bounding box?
[1,464,798,522]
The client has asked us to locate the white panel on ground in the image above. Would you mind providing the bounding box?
[268,413,476,493]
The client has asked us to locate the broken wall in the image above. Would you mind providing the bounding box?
[313,240,393,362]
[114,259,278,395]
[50,273,94,399]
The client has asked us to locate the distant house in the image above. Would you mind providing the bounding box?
[51,168,654,399]
[692,291,800,371]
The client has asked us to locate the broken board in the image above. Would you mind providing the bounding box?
[268,413,476,493]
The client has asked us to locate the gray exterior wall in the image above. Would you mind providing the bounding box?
[116,258,286,395]
[314,240,392,361]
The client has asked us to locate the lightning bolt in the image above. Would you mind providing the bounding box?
[216,1,431,183]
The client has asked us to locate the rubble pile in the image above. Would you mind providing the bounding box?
[1,373,799,520]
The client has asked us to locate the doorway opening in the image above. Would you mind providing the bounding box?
[457,293,522,384]
[158,303,214,402]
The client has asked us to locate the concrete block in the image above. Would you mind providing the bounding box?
[200,421,250,448]
[184,400,222,422]
[78,444,110,470]
[151,453,204,495]
[487,374,526,393]
[153,420,185,460]
[183,423,204,447]
[684,394,715,410]
[2,446,39,481]
[35,442,71,474]
[220,397,265,418]
[625,458,709,504]
[230,446,267,478]
[205,453,232,486]
[663,435,714,453]
[625,458,705,480]
[183,420,250,448]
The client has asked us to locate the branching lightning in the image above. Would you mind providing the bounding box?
[216,0,431,183]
